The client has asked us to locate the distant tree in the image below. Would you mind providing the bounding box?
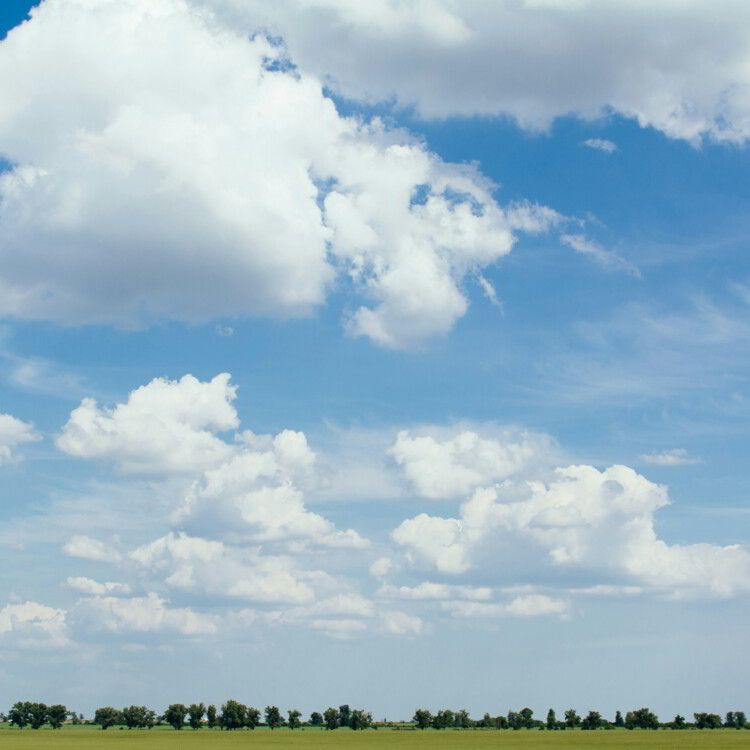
[188,703,205,730]
[433,710,454,730]
[519,708,534,729]
[324,708,339,730]
[338,705,351,729]
[628,708,659,730]
[507,711,522,730]
[9,702,31,729]
[546,709,556,730]
[265,706,283,730]
[246,707,261,730]
[46,704,67,730]
[288,710,302,730]
[164,704,187,730]
[672,715,686,729]
[28,703,48,730]
[581,711,603,730]
[122,706,152,729]
[495,715,508,729]
[350,709,372,730]
[94,707,121,730]
[220,700,246,730]
[456,709,472,729]
[694,713,722,729]
[413,709,432,729]
[733,711,747,728]
[310,712,323,727]
[614,711,624,727]
[564,709,581,729]
[206,705,217,729]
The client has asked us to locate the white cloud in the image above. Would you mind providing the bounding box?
[582,138,618,153]
[62,535,122,563]
[66,577,131,596]
[0,413,39,464]
[130,532,333,604]
[379,610,424,636]
[392,464,750,599]
[174,436,368,549]
[211,0,750,144]
[560,234,640,277]
[0,601,69,649]
[74,592,218,636]
[442,594,570,619]
[0,0,563,349]
[640,448,702,466]
[57,373,238,475]
[389,426,556,500]
[378,582,492,601]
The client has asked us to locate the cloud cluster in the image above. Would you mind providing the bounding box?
[0,0,562,348]
[0,413,38,464]
[215,0,750,144]
[0,601,69,649]
[391,463,750,598]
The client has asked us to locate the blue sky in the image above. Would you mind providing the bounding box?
[1,0,750,721]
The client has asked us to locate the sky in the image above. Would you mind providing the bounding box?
[1,0,750,722]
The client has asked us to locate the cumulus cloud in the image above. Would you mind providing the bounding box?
[130,532,336,604]
[212,0,750,144]
[582,138,618,153]
[74,592,218,636]
[62,535,122,563]
[0,601,69,649]
[377,582,492,601]
[0,0,563,349]
[442,594,570,619]
[0,413,39,464]
[57,373,238,475]
[640,448,702,466]
[389,426,556,499]
[392,464,750,598]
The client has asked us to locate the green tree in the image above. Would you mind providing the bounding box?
[694,713,722,729]
[310,712,323,727]
[9,702,31,729]
[323,708,339,730]
[94,707,121,730]
[546,709,556,730]
[629,708,659,730]
[188,703,205,730]
[46,704,67,730]
[564,709,581,729]
[206,705,217,729]
[220,700,246,730]
[433,709,454,729]
[265,706,283,730]
[519,708,534,729]
[672,715,686,729]
[164,704,187,730]
[413,709,432,729]
[581,711,603,730]
[338,705,351,729]
[614,711,624,727]
[28,703,48,730]
[456,709,472,729]
[288,710,302,730]
[350,709,372,730]
[246,707,261,730]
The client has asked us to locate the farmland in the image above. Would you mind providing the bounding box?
[0,728,748,750]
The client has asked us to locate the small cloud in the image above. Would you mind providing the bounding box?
[215,325,234,337]
[476,274,504,311]
[561,233,641,277]
[640,448,702,466]
[582,138,618,153]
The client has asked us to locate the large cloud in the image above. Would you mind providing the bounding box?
[212,0,750,144]
[0,0,562,348]
[0,601,69,649]
[57,373,238,474]
[392,464,750,599]
[0,413,39,464]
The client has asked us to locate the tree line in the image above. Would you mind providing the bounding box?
[413,707,748,731]
[3,701,747,730]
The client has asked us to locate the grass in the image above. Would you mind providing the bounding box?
[0,728,748,749]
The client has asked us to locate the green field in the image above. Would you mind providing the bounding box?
[0,729,747,749]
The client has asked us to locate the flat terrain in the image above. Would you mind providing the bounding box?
[0,729,748,749]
